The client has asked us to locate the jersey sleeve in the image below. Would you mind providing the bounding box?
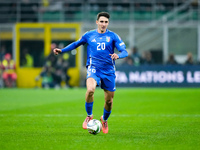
[113,33,128,59]
[61,32,88,53]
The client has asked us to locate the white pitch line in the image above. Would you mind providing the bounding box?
[0,114,200,117]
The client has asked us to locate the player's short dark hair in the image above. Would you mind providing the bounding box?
[97,12,110,20]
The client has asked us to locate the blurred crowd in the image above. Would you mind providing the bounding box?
[0,53,17,88]
[35,43,70,89]
[1,43,200,88]
[0,43,70,88]
[122,46,200,66]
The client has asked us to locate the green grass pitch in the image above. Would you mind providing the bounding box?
[0,88,200,150]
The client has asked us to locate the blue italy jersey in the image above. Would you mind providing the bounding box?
[61,29,128,74]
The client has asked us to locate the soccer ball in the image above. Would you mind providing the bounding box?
[87,119,102,135]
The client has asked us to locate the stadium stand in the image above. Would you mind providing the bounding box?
[0,0,199,23]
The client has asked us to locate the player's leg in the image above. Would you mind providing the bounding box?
[100,73,116,133]
[85,77,96,116]
[82,77,97,129]
[85,77,97,103]
[103,89,114,118]
[100,90,114,134]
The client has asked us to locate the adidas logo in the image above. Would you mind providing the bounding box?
[91,39,96,42]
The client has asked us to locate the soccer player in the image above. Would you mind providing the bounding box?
[53,12,128,134]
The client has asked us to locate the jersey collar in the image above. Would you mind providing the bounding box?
[96,29,108,35]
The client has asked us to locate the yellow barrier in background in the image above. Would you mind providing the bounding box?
[15,23,81,88]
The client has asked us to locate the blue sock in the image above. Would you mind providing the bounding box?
[85,102,93,116]
[103,108,111,121]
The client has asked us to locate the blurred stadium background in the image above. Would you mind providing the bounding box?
[0,0,200,88]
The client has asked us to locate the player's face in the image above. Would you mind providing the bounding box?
[96,16,109,33]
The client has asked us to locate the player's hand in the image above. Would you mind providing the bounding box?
[53,48,62,55]
[109,53,119,60]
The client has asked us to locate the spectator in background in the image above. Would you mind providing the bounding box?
[166,53,178,65]
[141,51,155,65]
[130,46,141,66]
[139,51,145,64]
[53,56,65,88]
[20,48,34,67]
[53,54,70,88]
[35,43,57,88]
[35,62,55,89]
[45,43,58,68]
[185,52,194,65]
[1,53,17,87]
[35,43,70,89]
[36,54,70,89]
[122,56,133,66]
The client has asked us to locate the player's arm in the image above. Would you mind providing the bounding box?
[117,47,128,59]
[53,34,87,55]
[109,49,128,60]
[110,34,128,60]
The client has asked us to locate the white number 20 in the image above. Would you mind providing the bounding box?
[97,42,105,50]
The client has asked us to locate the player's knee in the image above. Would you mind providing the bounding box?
[87,87,95,96]
[105,99,113,105]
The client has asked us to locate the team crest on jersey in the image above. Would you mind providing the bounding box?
[106,36,110,42]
